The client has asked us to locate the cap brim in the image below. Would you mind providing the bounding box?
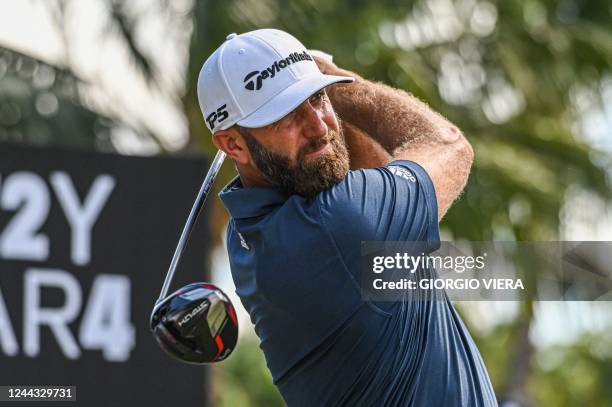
[237,73,354,128]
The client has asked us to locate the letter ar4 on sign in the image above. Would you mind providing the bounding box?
[0,269,134,362]
[0,143,210,406]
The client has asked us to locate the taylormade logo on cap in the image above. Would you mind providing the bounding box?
[197,29,354,132]
[243,51,313,91]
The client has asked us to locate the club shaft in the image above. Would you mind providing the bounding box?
[156,150,226,303]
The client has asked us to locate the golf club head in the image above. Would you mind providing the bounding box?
[150,282,238,364]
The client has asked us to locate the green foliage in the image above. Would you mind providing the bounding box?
[529,335,612,407]
[0,47,115,150]
[209,334,284,407]
[466,315,612,406]
[0,45,167,152]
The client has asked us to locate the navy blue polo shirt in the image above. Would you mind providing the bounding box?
[220,160,497,407]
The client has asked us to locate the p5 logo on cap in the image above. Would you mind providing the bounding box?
[206,104,229,131]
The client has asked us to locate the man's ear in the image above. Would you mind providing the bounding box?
[212,128,250,165]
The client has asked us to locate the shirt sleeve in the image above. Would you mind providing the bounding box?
[317,160,440,266]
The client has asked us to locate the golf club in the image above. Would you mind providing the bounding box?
[150,150,239,364]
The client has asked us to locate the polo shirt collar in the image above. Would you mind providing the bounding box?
[219,176,290,219]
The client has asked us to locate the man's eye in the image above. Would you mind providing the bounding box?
[269,112,293,129]
[311,91,325,103]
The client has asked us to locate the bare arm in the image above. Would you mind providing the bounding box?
[318,57,473,220]
[341,121,391,170]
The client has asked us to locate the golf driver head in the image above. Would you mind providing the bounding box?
[150,282,238,364]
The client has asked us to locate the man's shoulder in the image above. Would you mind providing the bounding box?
[316,160,427,208]
[316,160,439,243]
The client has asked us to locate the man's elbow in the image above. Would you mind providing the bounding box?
[459,135,474,169]
[443,124,474,165]
[436,133,473,220]
[446,124,474,171]
[448,132,474,201]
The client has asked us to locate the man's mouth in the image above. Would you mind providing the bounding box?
[303,141,330,159]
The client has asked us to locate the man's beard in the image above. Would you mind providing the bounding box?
[238,125,350,199]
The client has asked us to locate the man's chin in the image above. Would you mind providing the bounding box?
[247,128,350,198]
[292,160,350,198]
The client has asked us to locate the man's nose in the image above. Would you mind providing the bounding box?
[298,100,327,138]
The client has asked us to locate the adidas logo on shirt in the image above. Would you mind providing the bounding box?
[237,232,250,251]
[388,166,416,182]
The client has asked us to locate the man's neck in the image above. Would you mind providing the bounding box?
[236,165,271,189]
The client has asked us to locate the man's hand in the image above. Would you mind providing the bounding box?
[342,121,391,170]
[313,55,358,79]
[313,56,389,170]
[313,55,339,75]
[315,57,474,221]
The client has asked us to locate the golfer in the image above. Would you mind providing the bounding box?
[198,28,497,406]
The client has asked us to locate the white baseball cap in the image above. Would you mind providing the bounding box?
[197,29,354,133]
